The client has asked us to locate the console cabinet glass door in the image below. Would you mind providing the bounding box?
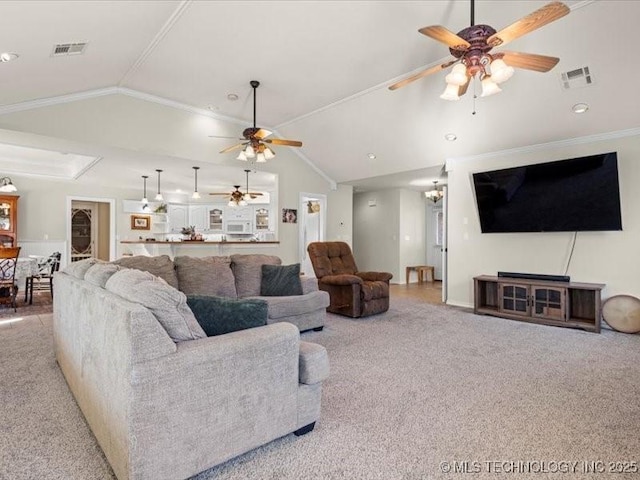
[71,207,94,262]
[499,283,529,316]
[532,286,567,321]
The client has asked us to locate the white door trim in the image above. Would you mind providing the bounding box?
[298,192,327,276]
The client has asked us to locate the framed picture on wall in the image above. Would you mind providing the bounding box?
[282,208,297,224]
[131,214,151,230]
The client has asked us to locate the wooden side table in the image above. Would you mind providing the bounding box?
[406,265,435,284]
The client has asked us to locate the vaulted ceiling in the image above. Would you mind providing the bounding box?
[0,0,637,192]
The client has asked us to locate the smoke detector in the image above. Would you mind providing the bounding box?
[51,42,88,57]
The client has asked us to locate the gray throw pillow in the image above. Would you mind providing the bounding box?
[105,269,206,342]
[261,263,303,296]
[174,256,237,298]
[112,255,179,289]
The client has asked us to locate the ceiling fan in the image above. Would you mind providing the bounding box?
[209,169,263,206]
[388,1,570,99]
[214,80,302,162]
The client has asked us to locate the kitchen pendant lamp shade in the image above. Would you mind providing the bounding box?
[192,166,201,199]
[141,175,149,204]
[155,169,163,201]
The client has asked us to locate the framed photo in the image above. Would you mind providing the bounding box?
[131,214,151,230]
[282,208,297,224]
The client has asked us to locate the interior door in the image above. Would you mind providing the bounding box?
[299,194,326,277]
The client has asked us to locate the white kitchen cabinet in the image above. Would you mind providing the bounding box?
[168,204,188,233]
[189,205,209,232]
[225,206,252,221]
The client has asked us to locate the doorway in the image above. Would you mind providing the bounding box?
[66,196,116,264]
[298,193,327,277]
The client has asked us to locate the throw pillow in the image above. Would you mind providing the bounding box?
[231,254,281,298]
[186,295,268,336]
[260,263,303,296]
[105,269,206,342]
[112,255,179,289]
[173,256,237,298]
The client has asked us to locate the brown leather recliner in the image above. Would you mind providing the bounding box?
[307,241,393,318]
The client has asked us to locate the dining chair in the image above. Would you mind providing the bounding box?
[0,247,21,312]
[25,251,61,305]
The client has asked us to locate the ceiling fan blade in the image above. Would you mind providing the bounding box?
[388,59,457,91]
[499,51,560,72]
[208,135,243,139]
[264,138,303,147]
[418,26,470,51]
[219,142,246,154]
[488,1,570,47]
[254,128,272,139]
[209,192,234,195]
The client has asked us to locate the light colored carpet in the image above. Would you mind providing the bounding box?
[2,299,639,480]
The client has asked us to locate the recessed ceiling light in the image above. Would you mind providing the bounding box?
[444,133,457,141]
[206,105,219,111]
[0,52,19,62]
[227,93,239,101]
[572,103,589,114]
[367,153,376,160]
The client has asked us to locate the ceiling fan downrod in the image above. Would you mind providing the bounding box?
[250,80,259,129]
[470,0,475,27]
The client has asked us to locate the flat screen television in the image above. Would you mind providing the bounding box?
[472,152,622,233]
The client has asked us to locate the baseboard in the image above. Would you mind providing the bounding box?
[445,300,474,310]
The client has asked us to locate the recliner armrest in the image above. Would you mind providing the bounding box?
[356,271,393,282]
[299,341,329,385]
[319,274,363,286]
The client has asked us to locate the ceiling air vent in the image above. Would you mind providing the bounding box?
[51,42,88,57]
[560,66,593,90]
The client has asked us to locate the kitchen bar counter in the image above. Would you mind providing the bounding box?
[120,240,280,258]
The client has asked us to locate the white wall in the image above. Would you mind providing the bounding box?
[353,188,426,282]
[446,133,640,308]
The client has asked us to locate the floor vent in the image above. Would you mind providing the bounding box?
[51,42,88,57]
[560,66,593,89]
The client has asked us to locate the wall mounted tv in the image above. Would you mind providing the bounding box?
[472,152,622,233]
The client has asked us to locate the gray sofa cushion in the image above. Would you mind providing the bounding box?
[105,269,206,342]
[62,258,103,279]
[186,295,267,336]
[231,254,281,298]
[112,255,179,289]
[84,263,121,288]
[252,290,330,320]
[174,256,237,298]
[261,263,303,296]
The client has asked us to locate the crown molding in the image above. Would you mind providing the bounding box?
[0,87,120,116]
[445,127,640,171]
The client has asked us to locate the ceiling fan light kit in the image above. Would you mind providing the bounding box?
[219,80,302,162]
[391,1,569,101]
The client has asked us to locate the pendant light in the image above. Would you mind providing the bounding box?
[192,166,201,199]
[155,169,163,201]
[141,175,149,211]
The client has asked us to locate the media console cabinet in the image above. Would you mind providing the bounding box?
[473,275,605,333]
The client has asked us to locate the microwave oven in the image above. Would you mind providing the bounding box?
[225,221,252,234]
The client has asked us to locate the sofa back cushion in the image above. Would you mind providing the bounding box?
[112,255,179,289]
[307,241,358,277]
[174,256,237,298]
[105,269,206,342]
[231,254,281,298]
[62,258,104,279]
[84,263,122,288]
